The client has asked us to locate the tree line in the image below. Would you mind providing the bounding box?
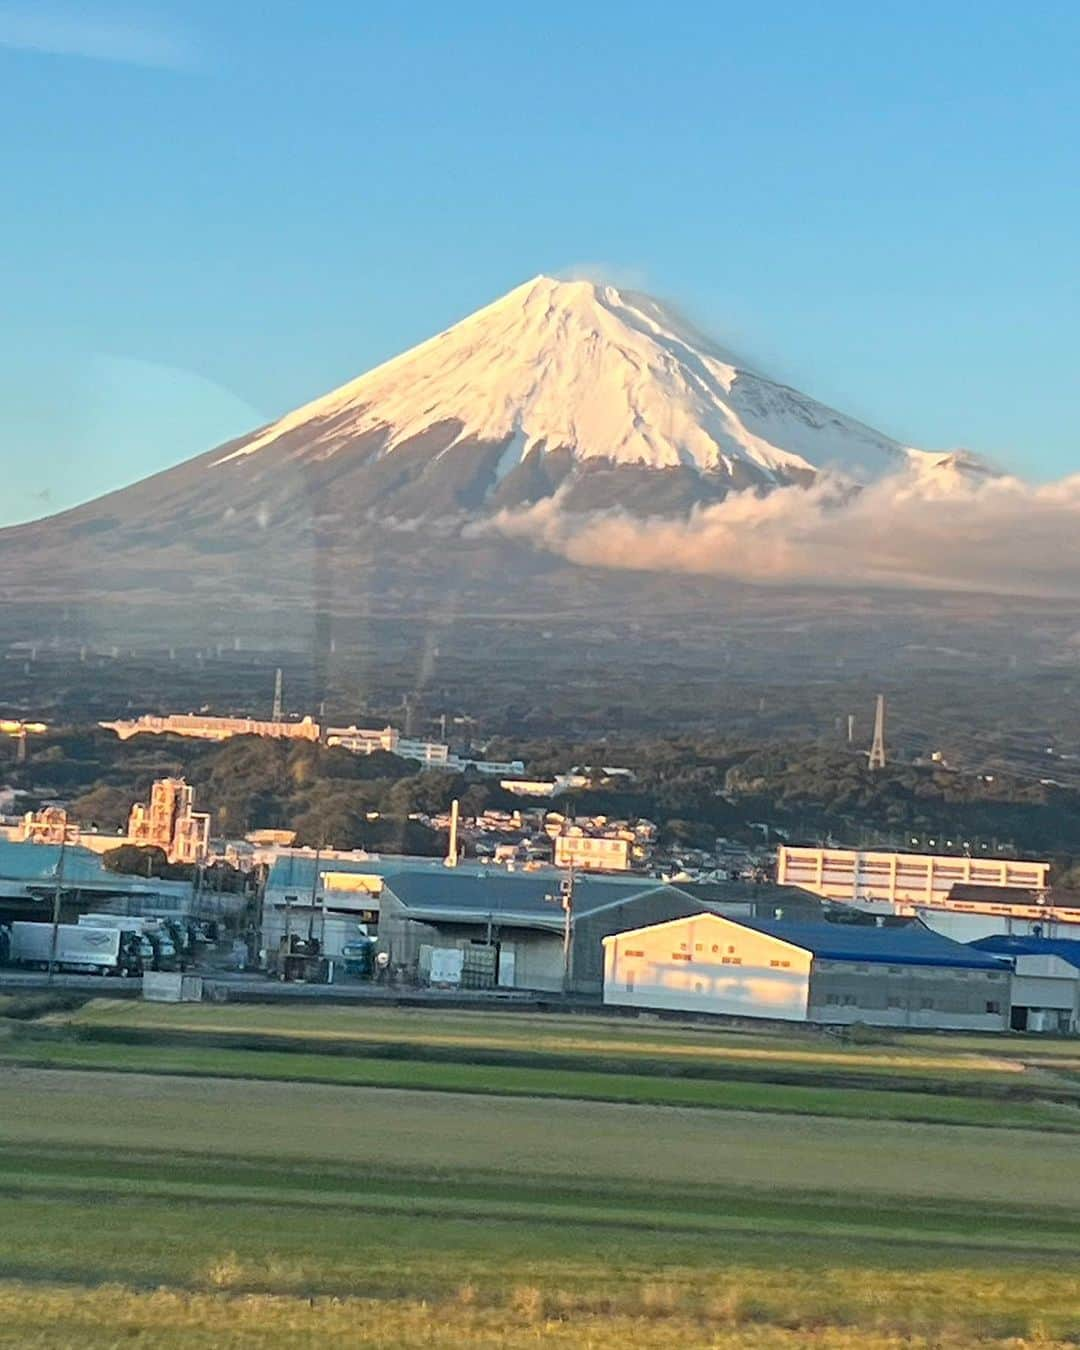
[2,728,1078,869]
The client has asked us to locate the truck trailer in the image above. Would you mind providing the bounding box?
[78,914,180,971]
[8,921,142,976]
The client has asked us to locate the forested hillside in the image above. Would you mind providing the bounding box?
[3,730,1078,869]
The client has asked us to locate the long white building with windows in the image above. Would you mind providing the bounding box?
[775,845,1071,941]
[101,713,320,742]
[100,713,522,776]
[777,846,1049,905]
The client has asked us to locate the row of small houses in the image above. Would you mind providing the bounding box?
[262,854,1080,1033]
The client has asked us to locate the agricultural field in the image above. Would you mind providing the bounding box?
[0,998,1078,1346]
[5,997,1080,1128]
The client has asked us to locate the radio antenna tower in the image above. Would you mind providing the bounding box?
[868,694,887,770]
[272,668,283,722]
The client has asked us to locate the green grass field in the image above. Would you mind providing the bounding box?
[6,1034,1079,1128]
[1,998,1079,1346]
[5,997,1078,1128]
[59,997,1080,1079]
[57,998,1050,1074]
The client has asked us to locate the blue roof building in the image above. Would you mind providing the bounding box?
[603,913,1012,1030]
[970,934,1080,971]
[739,918,1008,971]
[970,935,1080,1033]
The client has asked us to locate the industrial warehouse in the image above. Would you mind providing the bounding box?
[260,852,814,995]
[971,935,1080,1033]
[776,845,1051,908]
[2,824,1078,1033]
[0,838,198,924]
[602,913,1013,1030]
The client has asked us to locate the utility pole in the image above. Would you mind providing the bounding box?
[272,668,283,723]
[445,799,460,868]
[869,694,887,771]
[47,834,68,985]
[252,865,267,971]
[307,842,321,942]
[560,866,575,994]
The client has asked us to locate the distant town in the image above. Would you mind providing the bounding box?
[1,679,1078,1035]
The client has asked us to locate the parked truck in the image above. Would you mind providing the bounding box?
[8,921,143,976]
[78,914,180,972]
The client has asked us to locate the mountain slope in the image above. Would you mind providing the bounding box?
[0,275,999,624]
[208,275,924,510]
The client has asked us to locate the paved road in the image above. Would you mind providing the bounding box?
[0,967,562,1009]
[0,969,142,995]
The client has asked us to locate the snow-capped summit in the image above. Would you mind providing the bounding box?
[210,275,959,509]
[0,272,1026,648]
[5,275,998,582]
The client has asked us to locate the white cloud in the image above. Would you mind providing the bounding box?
[487,470,1080,599]
[555,262,652,290]
[0,3,196,70]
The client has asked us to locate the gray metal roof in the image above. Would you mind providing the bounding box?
[738,917,1009,970]
[0,839,192,898]
[266,852,695,931]
[271,849,647,890]
[267,852,519,892]
[382,867,668,930]
[0,839,114,883]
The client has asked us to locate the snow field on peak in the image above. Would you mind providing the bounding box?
[214,275,966,490]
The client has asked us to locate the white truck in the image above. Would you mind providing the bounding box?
[77,914,179,971]
[8,921,142,976]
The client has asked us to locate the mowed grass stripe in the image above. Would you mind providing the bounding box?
[1,1037,1073,1128]
[66,999,1030,1079]
[4,1140,1077,1244]
[4,1186,1078,1281]
[2,1153,1078,1255]
[2,1063,1079,1348]
[58,1025,1049,1100]
[0,1182,1078,1345]
[4,1175,1078,1257]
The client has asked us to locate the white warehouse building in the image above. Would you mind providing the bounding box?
[603,913,1011,1031]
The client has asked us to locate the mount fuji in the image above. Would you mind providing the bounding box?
[0,275,1001,635]
[202,274,984,518]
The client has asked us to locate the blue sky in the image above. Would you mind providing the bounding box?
[1,1,1077,525]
